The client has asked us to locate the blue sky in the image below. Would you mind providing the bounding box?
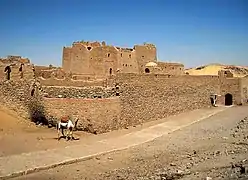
[0,0,247,68]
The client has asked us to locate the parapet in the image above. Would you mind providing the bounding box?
[157,62,184,67]
[0,55,30,66]
[65,40,156,52]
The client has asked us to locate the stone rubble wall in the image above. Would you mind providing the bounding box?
[0,73,244,135]
[0,79,120,133]
[43,97,121,134]
[0,80,45,122]
[115,74,221,128]
[38,77,106,87]
[41,86,117,99]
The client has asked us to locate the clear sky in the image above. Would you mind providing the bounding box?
[0,0,247,68]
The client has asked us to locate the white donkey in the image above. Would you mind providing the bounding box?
[57,116,79,141]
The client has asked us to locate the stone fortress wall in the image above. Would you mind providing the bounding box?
[0,41,248,134]
[0,56,33,81]
[62,41,185,78]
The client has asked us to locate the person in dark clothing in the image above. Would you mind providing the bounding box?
[210,94,217,107]
[4,65,11,80]
[19,63,24,79]
[32,64,36,78]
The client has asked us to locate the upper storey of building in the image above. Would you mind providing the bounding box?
[62,41,158,76]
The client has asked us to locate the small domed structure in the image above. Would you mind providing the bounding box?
[145,62,157,67]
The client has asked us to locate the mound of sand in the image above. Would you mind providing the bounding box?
[185,63,248,77]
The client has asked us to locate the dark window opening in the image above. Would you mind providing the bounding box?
[129,54,131,58]
[145,68,150,73]
[142,56,144,58]
[121,53,123,57]
[123,64,124,66]
[109,68,112,75]
[107,53,110,57]
[125,64,127,67]
[87,47,92,50]
[225,93,233,106]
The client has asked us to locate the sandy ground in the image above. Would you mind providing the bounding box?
[0,105,89,157]
[11,106,248,180]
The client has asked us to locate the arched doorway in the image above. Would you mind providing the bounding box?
[145,68,150,73]
[225,93,233,106]
[109,68,112,75]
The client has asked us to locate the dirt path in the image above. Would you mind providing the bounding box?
[11,106,248,180]
[0,106,89,157]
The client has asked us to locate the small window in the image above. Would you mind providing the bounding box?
[121,53,123,57]
[87,47,92,50]
[129,54,131,58]
[126,64,127,67]
[142,56,144,58]
[107,53,110,57]
[145,68,150,73]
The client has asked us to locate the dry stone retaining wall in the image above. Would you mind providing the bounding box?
[116,74,221,127]
[41,86,117,99]
[43,97,121,134]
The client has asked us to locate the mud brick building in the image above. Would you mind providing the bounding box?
[0,41,248,134]
[62,41,184,79]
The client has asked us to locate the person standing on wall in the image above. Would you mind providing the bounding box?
[32,64,36,79]
[19,63,24,79]
[4,65,11,81]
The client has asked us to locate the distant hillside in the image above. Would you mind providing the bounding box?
[185,64,248,77]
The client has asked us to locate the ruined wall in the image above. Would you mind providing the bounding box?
[43,97,121,133]
[62,47,72,73]
[0,56,30,65]
[0,71,244,134]
[241,76,248,104]
[63,43,119,76]
[156,62,184,75]
[118,48,139,74]
[0,63,34,81]
[218,77,241,105]
[0,80,45,121]
[62,41,157,76]
[133,44,157,73]
[115,74,220,127]
[41,86,117,98]
[38,77,106,87]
